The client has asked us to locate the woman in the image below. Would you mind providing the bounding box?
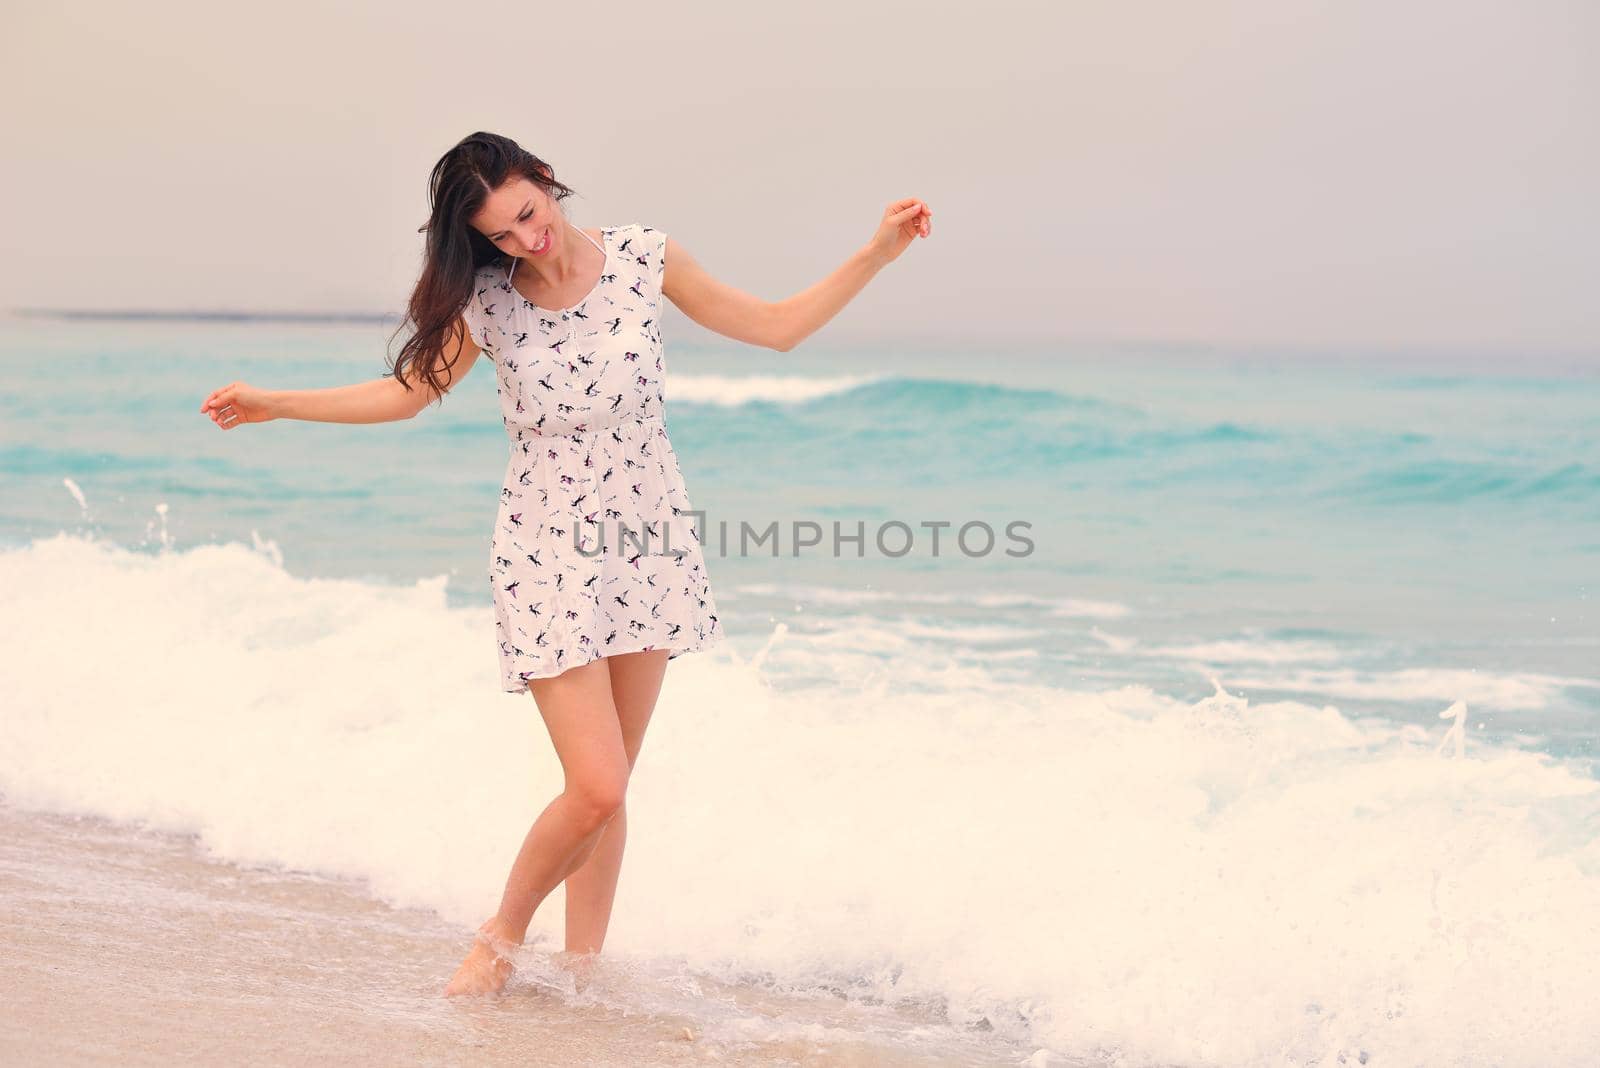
[198,132,933,996]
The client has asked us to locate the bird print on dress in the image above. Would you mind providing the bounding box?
[462,223,723,692]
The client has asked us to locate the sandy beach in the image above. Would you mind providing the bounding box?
[0,799,1035,1066]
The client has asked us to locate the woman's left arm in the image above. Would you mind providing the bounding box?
[663,198,933,353]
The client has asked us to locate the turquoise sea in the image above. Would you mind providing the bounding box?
[2,315,1597,1065]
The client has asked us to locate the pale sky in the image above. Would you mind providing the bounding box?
[3,0,1595,354]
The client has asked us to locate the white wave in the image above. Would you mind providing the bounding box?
[1221,665,1598,711]
[669,372,884,406]
[1149,637,1346,664]
[1088,625,1138,652]
[4,533,1599,1066]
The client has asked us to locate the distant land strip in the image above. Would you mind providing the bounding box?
[11,308,394,324]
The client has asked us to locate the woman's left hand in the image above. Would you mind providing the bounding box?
[868,197,933,267]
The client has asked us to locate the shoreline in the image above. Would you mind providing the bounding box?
[0,799,1028,1067]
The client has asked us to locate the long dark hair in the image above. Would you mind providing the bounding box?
[386,132,578,405]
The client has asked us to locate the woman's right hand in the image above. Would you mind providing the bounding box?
[200,382,278,429]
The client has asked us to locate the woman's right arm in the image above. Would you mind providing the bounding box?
[202,317,482,428]
[276,371,457,424]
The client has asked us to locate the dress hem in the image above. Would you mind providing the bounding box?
[498,629,724,694]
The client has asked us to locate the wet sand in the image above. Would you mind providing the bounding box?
[0,801,1039,1067]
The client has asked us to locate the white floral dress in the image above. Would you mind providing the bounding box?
[461,222,723,691]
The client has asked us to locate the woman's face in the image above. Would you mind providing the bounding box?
[473,176,557,259]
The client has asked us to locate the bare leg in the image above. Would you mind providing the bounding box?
[444,656,631,997]
[563,649,670,958]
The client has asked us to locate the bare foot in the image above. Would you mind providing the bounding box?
[554,949,598,990]
[443,918,520,997]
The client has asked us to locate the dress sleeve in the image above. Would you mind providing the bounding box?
[459,275,490,353]
[638,224,668,306]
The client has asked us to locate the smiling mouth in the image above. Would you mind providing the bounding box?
[530,227,550,254]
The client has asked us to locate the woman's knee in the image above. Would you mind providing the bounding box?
[564,771,628,827]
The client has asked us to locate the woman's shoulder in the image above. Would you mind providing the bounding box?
[613,222,665,261]
[610,221,664,239]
